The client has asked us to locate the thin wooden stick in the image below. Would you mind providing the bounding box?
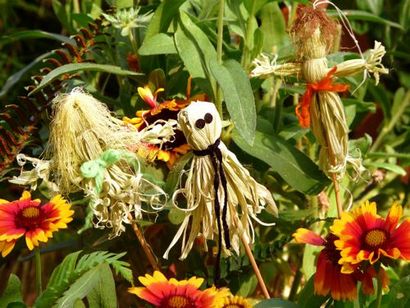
[128,214,160,271]
[239,232,270,299]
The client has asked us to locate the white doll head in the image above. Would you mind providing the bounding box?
[177,101,222,151]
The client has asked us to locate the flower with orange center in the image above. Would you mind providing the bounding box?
[128,271,217,308]
[331,201,410,273]
[0,191,74,257]
[123,83,206,168]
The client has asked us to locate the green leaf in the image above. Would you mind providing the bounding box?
[0,274,24,307]
[382,274,410,307]
[236,273,258,297]
[232,130,330,195]
[139,33,177,55]
[56,265,102,308]
[35,251,132,308]
[399,0,410,30]
[145,0,187,39]
[86,263,117,308]
[392,88,406,120]
[366,162,407,176]
[254,298,300,308]
[174,11,217,80]
[115,0,133,9]
[259,2,288,52]
[327,10,403,29]
[0,30,74,46]
[210,59,256,144]
[356,0,383,15]
[29,63,143,95]
[302,245,320,281]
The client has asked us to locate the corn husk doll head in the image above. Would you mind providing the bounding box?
[164,101,277,265]
[47,88,168,237]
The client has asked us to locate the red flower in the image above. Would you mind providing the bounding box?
[293,228,388,301]
[129,271,222,308]
[0,191,74,256]
[331,201,410,272]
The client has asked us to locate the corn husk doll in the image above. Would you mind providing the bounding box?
[47,88,171,237]
[164,102,278,276]
[251,6,388,182]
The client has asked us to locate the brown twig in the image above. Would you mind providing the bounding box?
[128,214,160,272]
[238,232,270,299]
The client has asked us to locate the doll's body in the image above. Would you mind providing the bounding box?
[164,102,277,260]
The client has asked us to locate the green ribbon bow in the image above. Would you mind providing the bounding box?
[80,149,139,194]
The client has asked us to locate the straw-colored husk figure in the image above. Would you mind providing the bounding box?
[47,88,169,238]
[164,101,278,276]
[251,5,388,216]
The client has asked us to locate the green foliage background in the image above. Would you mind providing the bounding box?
[0,0,410,307]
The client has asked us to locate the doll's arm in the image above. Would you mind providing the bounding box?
[333,41,388,85]
[250,54,302,78]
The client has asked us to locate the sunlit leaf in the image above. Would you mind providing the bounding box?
[210,59,256,144]
[232,130,330,195]
[29,63,143,95]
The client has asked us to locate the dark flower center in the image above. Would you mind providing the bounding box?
[164,295,193,308]
[364,229,387,248]
[324,233,342,265]
[16,205,43,229]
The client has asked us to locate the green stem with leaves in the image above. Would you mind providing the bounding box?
[215,0,225,117]
[128,30,139,56]
[35,247,42,296]
[241,0,256,71]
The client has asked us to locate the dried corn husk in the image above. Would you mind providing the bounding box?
[81,149,166,237]
[47,88,169,236]
[250,6,388,179]
[47,88,142,193]
[164,101,277,260]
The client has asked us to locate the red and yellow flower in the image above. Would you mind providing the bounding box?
[123,83,206,168]
[129,271,227,308]
[293,228,358,301]
[214,295,252,308]
[0,191,74,257]
[331,201,410,273]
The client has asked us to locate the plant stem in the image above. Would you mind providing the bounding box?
[239,232,270,299]
[241,0,256,71]
[371,91,410,151]
[288,268,302,302]
[129,30,139,56]
[215,0,225,118]
[128,214,160,271]
[375,272,383,308]
[34,247,42,296]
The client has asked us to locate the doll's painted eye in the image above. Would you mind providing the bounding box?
[195,119,206,129]
[204,113,213,124]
